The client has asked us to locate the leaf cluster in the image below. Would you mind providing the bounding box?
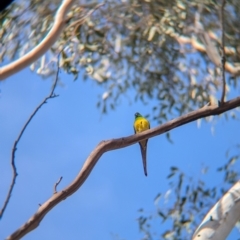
[1,0,240,122]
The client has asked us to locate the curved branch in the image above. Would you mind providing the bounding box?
[6,96,240,240]
[0,0,76,81]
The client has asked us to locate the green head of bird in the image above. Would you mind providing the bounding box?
[135,112,142,118]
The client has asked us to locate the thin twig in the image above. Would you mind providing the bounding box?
[0,60,60,220]
[220,0,226,104]
[54,177,63,194]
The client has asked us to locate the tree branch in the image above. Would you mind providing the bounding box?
[0,0,75,81]
[6,95,240,240]
[220,0,226,104]
[0,62,60,220]
[192,181,240,240]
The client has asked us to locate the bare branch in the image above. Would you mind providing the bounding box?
[220,0,226,104]
[6,96,240,240]
[0,0,75,81]
[0,60,60,219]
[54,177,63,194]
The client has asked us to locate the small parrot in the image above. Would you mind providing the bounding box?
[133,112,150,176]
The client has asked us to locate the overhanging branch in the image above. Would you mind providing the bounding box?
[0,0,76,80]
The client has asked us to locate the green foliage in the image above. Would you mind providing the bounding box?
[1,0,240,123]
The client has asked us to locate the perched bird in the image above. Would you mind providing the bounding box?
[133,112,150,176]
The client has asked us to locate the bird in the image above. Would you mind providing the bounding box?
[133,112,150,176]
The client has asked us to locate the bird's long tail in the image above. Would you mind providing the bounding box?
[140,144,147,176]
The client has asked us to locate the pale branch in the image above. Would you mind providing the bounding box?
[6,96,240,240]
[176,35,240,76]
[220,0,226,104]
[0,63,60,220]
[0,0,76,81]
[192,181,240,240]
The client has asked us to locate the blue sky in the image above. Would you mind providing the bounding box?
[0,68,240,239]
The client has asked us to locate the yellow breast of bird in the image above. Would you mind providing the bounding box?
[135,119,149,133]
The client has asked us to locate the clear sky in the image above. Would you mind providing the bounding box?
[0,68,240,239]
